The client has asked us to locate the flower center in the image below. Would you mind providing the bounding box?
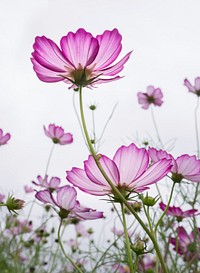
[71,67,92,87]
[147,95,155,103]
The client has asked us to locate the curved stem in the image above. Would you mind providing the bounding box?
[194,97,200,158]
[133,255,139,273]
[150,106,164,148]
[44,143,55,176]
[154,182,176,233]
[58,220,83,273]
[79,86,168,273]
[121,203,134,273]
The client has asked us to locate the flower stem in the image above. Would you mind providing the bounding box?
[194,97,200,158]
[58,220,83,273]
[133,255,139,273]
[150,106,164,148]
[154,182,176,233]
[78,86,168,273]
[121,203,134,273]
[44,143,55,176]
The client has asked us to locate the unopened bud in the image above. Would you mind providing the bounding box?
[6,195,25,213]
[131,239,146,255]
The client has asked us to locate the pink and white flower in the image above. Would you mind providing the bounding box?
[148,147,200,183]
[170,226,200,261]
[159,202,199,221]
[184,77,200,96]
[137,86,163,109]
[32,175,61,191]
[44,124,73,145]
[0,129,11,146]
[35,185,103,220]
[31,28,132,88]
[66,143,172,197]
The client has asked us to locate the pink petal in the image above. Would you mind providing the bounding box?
[182,209,198,217]
[129,159,172,191]
[195,77,200,90]
[56,186,77,210]
[35,190,55,205]
[49,177,61,188]
[146,86,155,96]
[60,28,99,68]
[66,168,110,196]
[184,79,196,93]
[175,154,200,175]
[84,155,120,186]
[94,29,122,70]
[113,144,149,185]
[59,133,73,145]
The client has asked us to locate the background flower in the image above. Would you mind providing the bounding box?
[44,124,73,145]
[137,86,163,109]
[184,77,200,96]
[0,129,11,146]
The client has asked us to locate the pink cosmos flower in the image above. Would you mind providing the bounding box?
[148,147,200,183]
[24,185,34,193]
[159,202,199,221]
[137,86,163,109]
[170,226,200,261]
[111,226,133,237]
[35,185,103,220]
[138,255,156,272]
[184,77,200,96]
[66,143,172,197]
[0,129,11,146]
[44,124,73,145]
[31,28,132,88]
[32,175,61,191]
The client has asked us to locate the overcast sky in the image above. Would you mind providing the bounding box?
[1,0,200,222]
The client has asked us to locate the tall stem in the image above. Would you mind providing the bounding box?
[78,86,168,273]
[121,203,134,273]
[58,220,83,273]
[44,143,55,176]
[150,106,163,148]
[194,97,200,158]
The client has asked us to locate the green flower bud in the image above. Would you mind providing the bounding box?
[6,195,25,213]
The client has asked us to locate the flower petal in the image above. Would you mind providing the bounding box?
[56,186,77,210]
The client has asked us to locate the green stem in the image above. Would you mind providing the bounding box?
[150,106,164,148]
[121,203,134,273]
[154,182,176,233]
[58,220,83,273]
[78,86,168,273]
[44,143,55,176]
[133,255,139,273]
[194,97,200,158]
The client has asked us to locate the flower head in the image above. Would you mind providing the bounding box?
[184,77,200,96]
[159,202,199,222]
[137,86,163,109]
[32,175,61,192]
[35,185,103,220]
[148,147,200,183]
[44,124,73,145]
[5,195,25,214]
[170,226,200,261]
[0,129,11,146]
[66,143,172,198]
[31,28,132,89]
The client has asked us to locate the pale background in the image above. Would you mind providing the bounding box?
[0,0,200,233]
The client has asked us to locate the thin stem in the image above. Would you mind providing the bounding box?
[78,86,168,273]
[57,220,83,273]
[44,143,55,176]
[194,97,200,158]
[121,203,134,273]
[150,106,164,148]
[133,255,139,273]
[154,182,176,233]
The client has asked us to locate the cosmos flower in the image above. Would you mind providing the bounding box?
[148,147,200,183]
[24,185,34,193]
[66,143,172,197]
[31,28,132,88]
[184,77,200,96]
[159,202,199,222]
[35,185,103,220]
[32,175,61,191]
[170,226,200,261]
[0,129,11,146]
[137,86,163,109]
[44,124,73,145]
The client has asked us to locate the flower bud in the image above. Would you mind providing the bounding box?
[140,194,159,207]
[131,239,146,255]
[6,195,25,213]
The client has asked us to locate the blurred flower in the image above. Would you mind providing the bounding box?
[149,147,200,183]
[111,226,133,237]
[24,185,34,193]
[32,175,61,192]
[112,263,130,273]
[0,129,11,146]
[31,28,132,88]
[5,195,25,214]
[137,86,163,109]
[138,255,156,272]
[35,185,103,220]
[159,202,199,221]
[44,124,73,145]
[66,143,172,198]
[184,77,200,96]
[6,216,32,235]
[75,222,90,237]
[0,193,5,203]
[170,226,200,261]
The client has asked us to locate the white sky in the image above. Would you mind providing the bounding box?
[0,0,200,225]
